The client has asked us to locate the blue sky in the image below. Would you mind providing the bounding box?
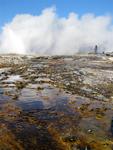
[0,0,113,28]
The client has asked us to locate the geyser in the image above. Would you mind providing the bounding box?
[0,7,113,55]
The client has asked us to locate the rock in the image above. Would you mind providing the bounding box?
[63,135,78,142]
[87,129,92,133]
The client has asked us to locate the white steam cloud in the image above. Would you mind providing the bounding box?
[0,7,113,55]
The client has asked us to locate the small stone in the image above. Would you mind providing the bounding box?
[87,129,92,133]
[63,135,78,142]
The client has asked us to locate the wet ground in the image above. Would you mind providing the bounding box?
[0,54,113,150]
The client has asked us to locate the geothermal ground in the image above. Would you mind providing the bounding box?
[0,54,113,150]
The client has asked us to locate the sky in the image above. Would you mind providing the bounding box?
[0,0,113,54]
[0,0,113,28]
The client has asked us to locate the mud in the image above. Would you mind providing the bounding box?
[0,54,113,150]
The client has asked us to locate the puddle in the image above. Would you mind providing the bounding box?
[3,75,22,83]
[16,84,70,112]
[0,67,10,74]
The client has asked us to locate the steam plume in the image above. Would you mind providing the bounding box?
[0,7,113,55]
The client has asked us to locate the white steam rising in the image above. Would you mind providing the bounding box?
[0,7,113,55]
